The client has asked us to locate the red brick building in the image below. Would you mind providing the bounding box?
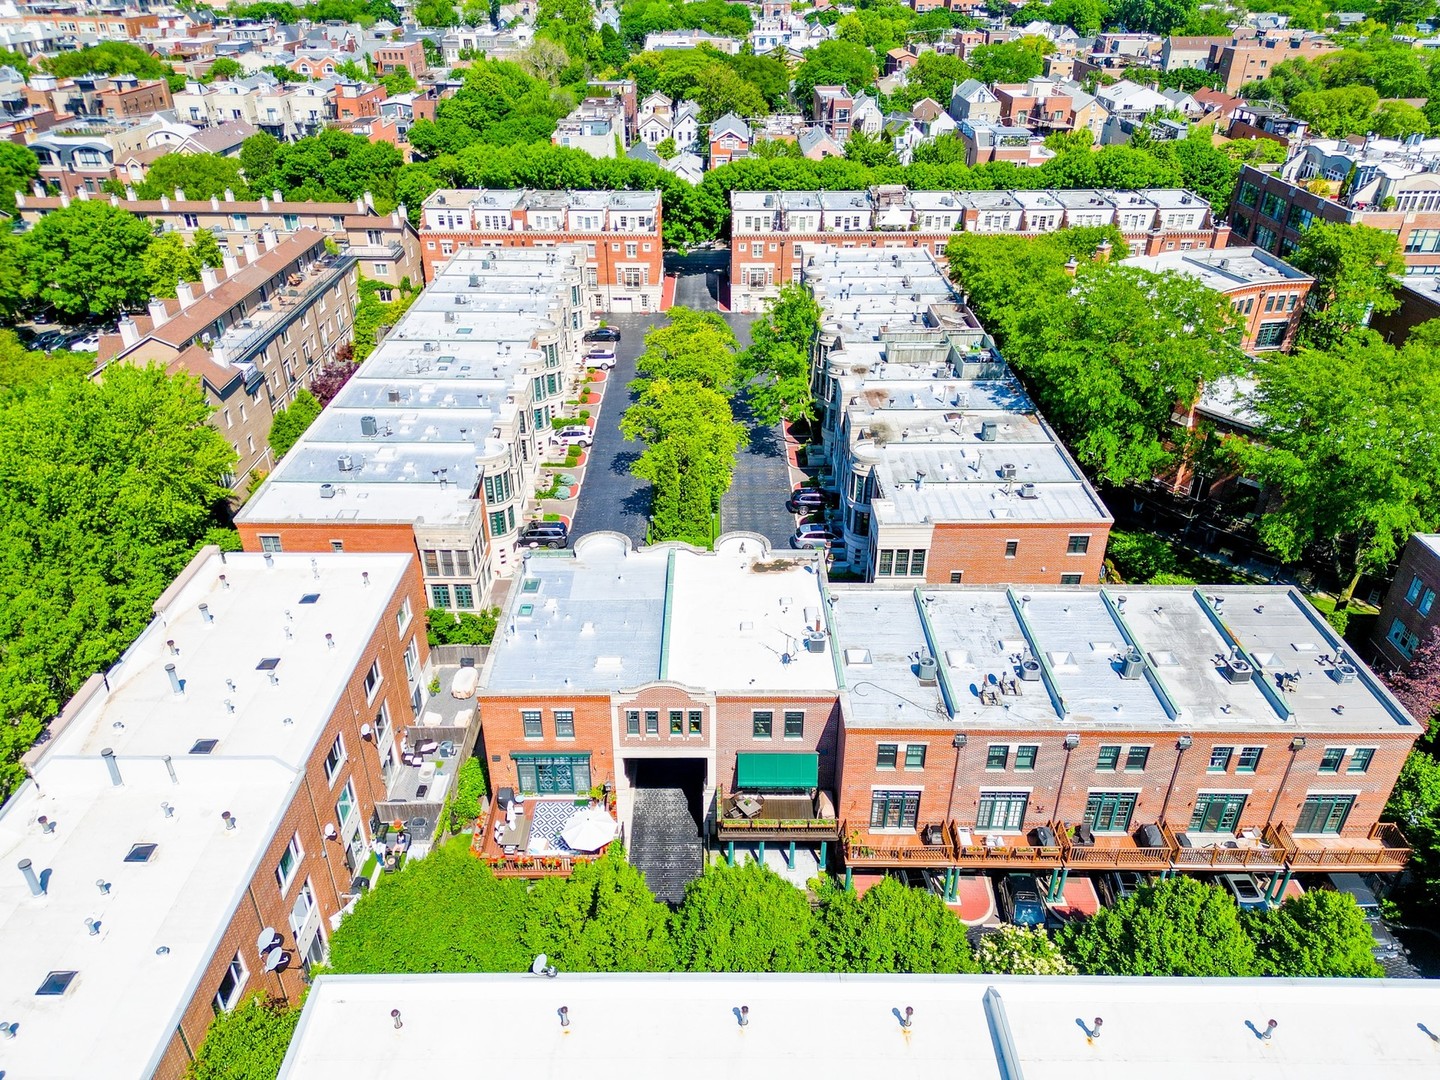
[374,40,428,77]
[1373,534,1440,670]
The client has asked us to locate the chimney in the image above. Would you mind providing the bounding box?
[1063,256,1079,276]
[117,316,141,349]
[31,181,43,197]
[101,747,122,786]
[273,189,282,203]
[176,281,197,310]
[109,193,119,207]
[123,185,135,200]
[1095,239,1112,262]
[355,197,365,212]
[243,239,261,264]
[221,251,240,276]
[174,187,185,201]
[159,194,169,210]
[17,858,43,896]
[210,195,220,210]
[59,191,70,208]
[260,195,270,212]
[363,190,374,209]
[1212,220,1232,248]
[261,225,278,251]
[223,187,234,202]
[76,187,90,200]
[200,265,220,292]
[148,297,170,327]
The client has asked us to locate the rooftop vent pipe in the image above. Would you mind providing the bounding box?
[102,748,122,787]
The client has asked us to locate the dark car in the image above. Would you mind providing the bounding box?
[33,329,69,351]
[1000,874,1045,926]
[786,488,828,514]
[583,326,621,343]
[518,521,570,549]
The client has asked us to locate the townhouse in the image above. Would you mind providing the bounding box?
[551,95,627,158]
[236,245,593,610]
[1373,534,1440,669]
[636,92,700,153]
[420,188,664,313]
[991,77,1106,140]
[806,247,1112,585]
[15,189,421,286]
[1209,32,1335,93]
[708,112,751,166]
[728,185,1229,312]
[96,228,359,493]
[0,547,428,1080]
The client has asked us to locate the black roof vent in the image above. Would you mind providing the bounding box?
[190,739,219,755]
[36,971,77,996]
[124,843,158,863]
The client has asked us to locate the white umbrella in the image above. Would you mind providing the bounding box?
[561,806,618,852]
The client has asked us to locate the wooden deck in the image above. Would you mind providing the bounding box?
[469,804,602,879]
[1056,827,1172,871]
[715,793,840,843]
[1274,822,1411,870]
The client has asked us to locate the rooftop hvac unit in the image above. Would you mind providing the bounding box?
[1221,655,1253,683]
[980,421,998,442]
[387,388,401,403]
[1018,483,1038,499]
[361,415,378,437]
[917,655,938,686]
[1119,648,1144,680]
[444,311,455,323]
[1000,462,1017,480]
[338,454,354,471]
[1019,658,1041,682]
[319,483,336,499]
[469,274,479,287]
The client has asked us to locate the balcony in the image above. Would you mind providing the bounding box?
[1163,822,1287,870]
[1056,822,1172,870]
[1272,821,1411,871]
[950,821,1064,868]
[470,794,619,879]
[841,822,957,868]
[211,253,355,368]
[716,791,840,843]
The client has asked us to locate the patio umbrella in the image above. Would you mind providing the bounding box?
[561,806,618,852]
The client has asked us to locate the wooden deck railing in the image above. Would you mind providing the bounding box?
[1162,822,1286,868]
[1271,821,1411,869]
[841,821,957,866]
[1055,823,1172,869]
[716,795,839,839]
[950,821,1064,866]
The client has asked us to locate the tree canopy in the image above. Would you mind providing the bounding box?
[1246,890,1383,977]
[268,389,323,459]
[18,200,157,320]
[523,846,675,971]
[134,152,251,201]
[184,994,300,1080]
[815,877,977,973]
[671,861,818,971]
[1288,222,1404,349]
[740,282,821,426]
[974,924,1077,975]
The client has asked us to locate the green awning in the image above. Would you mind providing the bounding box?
[737,752,818,790]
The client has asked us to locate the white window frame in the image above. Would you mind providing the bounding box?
[214,952,248,1012]
[323,734,346,785]
[274,832,303,894]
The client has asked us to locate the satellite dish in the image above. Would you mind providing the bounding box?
[256,927,279,955]
[263,948,290,973]
[531,954,557,977]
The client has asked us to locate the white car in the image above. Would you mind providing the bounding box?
[68,331,102,352]
[584,348,616,370]
[551,426,593,448]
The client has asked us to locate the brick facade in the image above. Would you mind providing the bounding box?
[1372,535,1440,670]
[925,520,1110,585]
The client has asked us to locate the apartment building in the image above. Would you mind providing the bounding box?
[97,229,358,492]
[420,188,664,312]
[991,77,1106,138]
[728,185,1229,312]
[551,95,627,158]
[174,76,335,139]
[830,583,1418,883]
[1373,534,1440,669]
[806,247,1112,584]
[374,39,428,76]
[1209,33,1335,93]
[16,189,421,285]
[1121,246,1313,353]
[236,246,593,609]
[958,121,1052,167]
[812,85,855,141]
[0,547,427,1080]
[1229,147,1440,269]
[29,133,116,196]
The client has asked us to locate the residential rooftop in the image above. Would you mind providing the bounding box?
[279,973,1440,1080]
[0,549,412,1080]
[827,584,1417,732]
[1122,245,1313,292]
[482,535,837,695]
[422,188,661,213]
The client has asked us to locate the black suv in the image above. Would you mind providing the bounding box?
[519,521,570,549]
[583,326,621,343]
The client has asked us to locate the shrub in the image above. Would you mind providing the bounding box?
[425,607,500,646]
[1106,528,1180,582]
[447,755,488,833]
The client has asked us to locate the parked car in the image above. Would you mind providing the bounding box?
[518,521,569,549]
[1220,873,1270,910]
[33,329,69,351]
[1000,874,1046,926]
[551,426,593,448]
[67,330,101,352]
[584,347,616,370]
[583,325,621,343]
[1101,871,1148,906]
[888,868,946,896]
[786,488,828,514]
[1317,873,1404,961]
[790,523,840,550]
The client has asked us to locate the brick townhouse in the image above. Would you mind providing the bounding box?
[420,188,664,311]
[0,548,428,1080]
[1373,534,1440,670]
[729,185,1230,312]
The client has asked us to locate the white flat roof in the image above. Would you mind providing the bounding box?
[0,549,413,1080]
[279,973,1440,1080]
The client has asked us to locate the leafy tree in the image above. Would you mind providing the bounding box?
[1386,749,1440,912]
[309,358,358,406]
[633,307,739,391]
[1060,876,1259,976]
[426,606,500,645]
[414,0,461,23]
[262,64,306,84]
[655,136,679,159]
[1105,528,1184,582]
[191,229,225,269]
[203,56,245,83]
[1290,85,1381,136]
[1228,332,1440,603]
[136,153,251,201]
[240,132,282,191]
[974,925,1077,975]
[1289,223,1404,348]
[524,846,674,971]
[0,365,236,798]
[671,861,817,971]
[794,41,877,115]
[741,282,820,425]
[1384,628,1440,724]
[327,837,534,973]
[969,39,1047,84]
[730,53,790,108]
[0,141,38,216]
[845,129,900,167]
[0,329,89,389]
[185,994,300,1080]
[1044,0,1107,34]
[20,200,156,320]
[352,277,420,361]
[814,876,976,973]
[381,63,418,95]
[1157,66,1222,92]
[1109,0,1198,33]
[144,232,204,299]
[43,41,178,84]
[1247,890,1383,977]
[693,62,769,122]
[1371,98,1430,138]
[268,389,322,459]
[0,47,32,77]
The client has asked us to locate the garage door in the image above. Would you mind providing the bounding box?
[610,296,634,314]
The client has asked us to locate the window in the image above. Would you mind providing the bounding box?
[1066,534,1090,555]
[323,735,345,783]
[753,710,773,738]
[394,598,412,634]
[335,780,356,830]
[1096,745,1121,771]
[688,709,703,735]
[455,584,474,609]
[274,833,303,892]
[363,661,383,702]
[522,710,542,738]
[986,745,1010,770]
[1295,794,1355,834]
[645,710,659,735]
[670,709,684,735]
[1423,589,1437,617]
[554,710,575,738]
[430,584,452,608]
[1388,618,1421,658]
[1060,573,1083,585]
[1318,747,1345,774]
[1189,793,1246,832]
[1124,746,1150,772]
[1015,745,1038,770]
[870,789,921,829]
[403,638,420,684]
[877,743,898,769]
[1348,748,1375,774]
[514,753,591,796]
[259,534,283,553]
[625,709,640,735]
[1253,321,1288,349]
[36,970,77,996]
[904,744,927,769]
[951,571,963,584]
[214,954,247,1013]
[878,550,892,575]
[125,843,158,863]
[784,711,805,739]
[1208,746,1233,772]
[1084,792,1137,832]
[976,791,1028,830]
[1004,540,1018,558]
[1237,746,1263,773]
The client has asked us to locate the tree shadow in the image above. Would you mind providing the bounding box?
[610,450,641,477]
[747,423,783,457]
